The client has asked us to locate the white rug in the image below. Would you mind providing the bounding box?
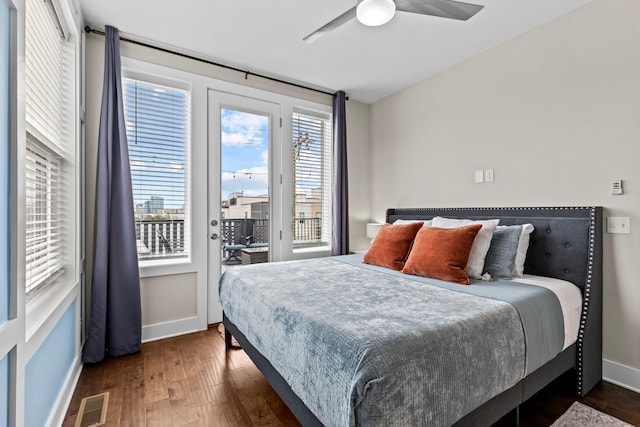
[551,402,634,427]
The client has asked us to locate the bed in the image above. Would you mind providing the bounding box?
[219,207,603,426]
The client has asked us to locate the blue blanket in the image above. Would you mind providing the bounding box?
[219,255,564,426]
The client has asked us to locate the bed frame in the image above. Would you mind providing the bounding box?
[224,206,603,426]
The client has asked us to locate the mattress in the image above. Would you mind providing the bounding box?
[219,254,571,426]
[513,274,583,350]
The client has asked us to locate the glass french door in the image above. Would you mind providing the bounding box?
[207,90,281,322]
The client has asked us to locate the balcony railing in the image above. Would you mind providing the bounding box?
[293,217,322,244]
[220,217,323,246]
[135,217,325,258]
[221,218,269,245]
[136,220,185,259]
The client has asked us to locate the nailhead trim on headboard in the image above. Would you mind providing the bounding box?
[576,207,597,395]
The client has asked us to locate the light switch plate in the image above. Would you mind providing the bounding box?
[485,169,494,182]
[607,217,631,234]
[475,170,484,183]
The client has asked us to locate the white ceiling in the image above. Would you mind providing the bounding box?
[79,0,592,104]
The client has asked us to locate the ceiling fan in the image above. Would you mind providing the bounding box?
[303,0,484,43]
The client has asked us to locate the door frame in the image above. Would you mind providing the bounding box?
[207,90,282,323]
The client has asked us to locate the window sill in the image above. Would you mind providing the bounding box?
[291,245,332,260]
[293,244,330,254]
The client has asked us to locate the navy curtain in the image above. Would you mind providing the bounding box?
[84,26,141,363]
[331,91,349,255]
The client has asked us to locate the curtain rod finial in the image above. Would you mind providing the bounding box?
[334,91,350,101]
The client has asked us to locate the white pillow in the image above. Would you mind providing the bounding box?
[509,223,534,277]
[431,216,499,279]
[394,219,433,227]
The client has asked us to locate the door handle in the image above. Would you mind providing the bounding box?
[210,219,218,227]
[210,233,219,240]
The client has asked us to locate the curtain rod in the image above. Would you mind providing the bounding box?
[84,26,339,98]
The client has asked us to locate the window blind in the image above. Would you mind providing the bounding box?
[24,0,71,156]
[25,138,63,293]
[24,0,72,294]
[292,111,332,246]
[123,76,191,259]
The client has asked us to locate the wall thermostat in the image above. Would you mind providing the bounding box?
[611,180,623,195]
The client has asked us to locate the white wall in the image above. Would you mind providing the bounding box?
[369,0,640,389]
[346,100,372,252]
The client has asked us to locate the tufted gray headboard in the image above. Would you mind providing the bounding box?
[386,207,601,290]
[386,206,603,396]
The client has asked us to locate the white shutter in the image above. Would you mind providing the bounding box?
[24,0,71,156]
[292,110,332,247]
[24,0,73,295]
[123,75,191,260]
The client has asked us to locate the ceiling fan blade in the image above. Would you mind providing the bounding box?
[303,6,357,43]
[395,0,484,21]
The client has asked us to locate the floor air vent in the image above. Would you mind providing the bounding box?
[75,392,109,427]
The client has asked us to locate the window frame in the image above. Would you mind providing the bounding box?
[21,0,82,341]
[121,68,193,266]
[23,0,79,309]
[291,107,333,253]
[119,58,334,274]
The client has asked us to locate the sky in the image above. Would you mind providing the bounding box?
[126,79,188,211]
[221,108,269,200]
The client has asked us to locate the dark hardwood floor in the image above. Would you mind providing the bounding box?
[495,371,640,427]
[63,326,640,427]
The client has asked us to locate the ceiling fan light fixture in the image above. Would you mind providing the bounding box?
[356,0,396,27]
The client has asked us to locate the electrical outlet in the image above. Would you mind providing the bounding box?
[475,170,484,183]
[607,217,631,234]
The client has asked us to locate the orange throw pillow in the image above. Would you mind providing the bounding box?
[402,224,483,285]
[363,222,424,270]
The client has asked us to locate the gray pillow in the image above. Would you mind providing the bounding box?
[483,225,522,279]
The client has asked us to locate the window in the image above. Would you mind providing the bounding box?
[24,0,74,295]
[122,73,191,261]
[25,138,63,293]
[292,110,332,249]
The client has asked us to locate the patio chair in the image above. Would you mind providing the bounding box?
[223,239,247,264]
[157,232,173,254]
[245,235,269,248]
[157,232,184,254]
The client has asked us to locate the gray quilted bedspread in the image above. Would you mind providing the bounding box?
[219,255,564,427]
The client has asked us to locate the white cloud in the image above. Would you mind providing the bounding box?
[221,131,263,147]
[224,110,267,130]
[221,110,268,147]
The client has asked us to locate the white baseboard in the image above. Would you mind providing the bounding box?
[603,359,640,393]
[47,355,83,427]
[141,316,205,343]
